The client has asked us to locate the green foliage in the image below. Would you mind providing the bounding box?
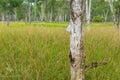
[0,0,119,22]
[113,0,120,9]
[92,0,110,17]
[0,0,9,10]
[114,0,120,15]
[92,15,104,22]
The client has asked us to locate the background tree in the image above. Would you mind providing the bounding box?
[86,0,91,30]
[0,0,9,21]
[105,0,120,29]
[0,0,118,23]
[8,0,24,21]
[92,0,110,22]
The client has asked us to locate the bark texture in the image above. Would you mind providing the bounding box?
[66,0,85,80]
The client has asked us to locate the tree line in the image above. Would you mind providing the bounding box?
[0,0,119,24]
[0,0,70,22]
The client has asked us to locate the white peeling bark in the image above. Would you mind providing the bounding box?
[86,0,91,30]
[106,0,119,29]
[67,0,85,80]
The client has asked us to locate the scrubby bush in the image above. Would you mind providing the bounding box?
[92,15,104,22]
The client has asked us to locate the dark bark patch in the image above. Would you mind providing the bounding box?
[80,39,84,51]
[69,51,75,66]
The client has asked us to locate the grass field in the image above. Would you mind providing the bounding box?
[0,22,120,80]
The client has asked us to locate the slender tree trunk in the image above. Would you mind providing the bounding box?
[65,14,67,22]
[103,10,109,22]
[66,0,85,80]
[114,10,119,29]
[13,8,17,22]
[38,11,41,21]
[107,0,119,29]
[25,15,27,24]
[1,12,5,21]
[41,2,45,21]
[59,14,62,22]
[50,9,52,22]
[6,11,10,26]
[33,0,37,26]
[34,0,37,22]
[86,0,91,30]
[28,2,31,23]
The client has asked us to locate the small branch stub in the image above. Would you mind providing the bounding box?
[85,62,108,72]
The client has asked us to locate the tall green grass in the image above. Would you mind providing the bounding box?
[0,23,120,80]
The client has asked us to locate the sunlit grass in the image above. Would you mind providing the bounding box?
[0,22,68,28]
[0,22,120,80]
[0,21,115,28]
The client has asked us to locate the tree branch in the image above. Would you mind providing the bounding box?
[85,61,108,72]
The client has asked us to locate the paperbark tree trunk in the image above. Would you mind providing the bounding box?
[114,9,120,30]
[13,8,17,22]
[49,9,53,22]
[86,0,91,30]
[66,0,85,80]
[107,0,119,29]
[33,0,37,26]
[103,10,109,22]
[41,2,45,21]
[28,2,31,23]
[66,1,108,80]
[1,12,5,21]
[64,14,67,22]
[6,11,10,26]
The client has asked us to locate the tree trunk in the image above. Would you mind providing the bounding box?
[65,14,67,22]
[59,14,62,22]
[103,10,109,22]
[13,8,17,22]
[86,0,91,30]
[41,2,45,21]
[25,15,27,24]
[1,12,5,21]
[66,0,85,80]
[6,11,10,26]
[28,2,31,23]
[34,0,37,22]
[50,10,52,22]
[107,0,119,29]
[114,10,119,29]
